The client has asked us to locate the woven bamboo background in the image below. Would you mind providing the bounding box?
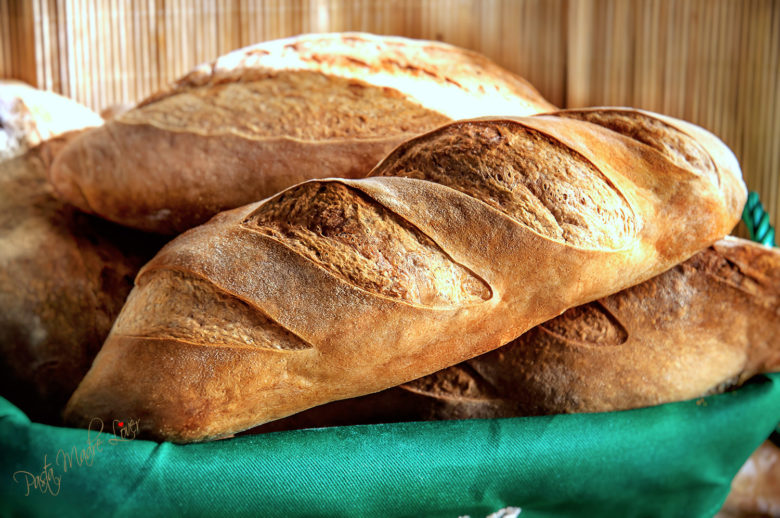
[1,0,778,233]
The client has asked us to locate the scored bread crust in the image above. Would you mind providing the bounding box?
[49,32,556,234]
[247,236,780,433]
[64,108,746,442]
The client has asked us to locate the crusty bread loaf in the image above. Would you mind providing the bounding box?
[0,135,166,423]
[49,32,555,234]
[0,80,103,161]
[64,108,746,442]
[246,236,780,433]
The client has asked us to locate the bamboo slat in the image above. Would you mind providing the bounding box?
[0,0,778,234]
[1,0,35,85]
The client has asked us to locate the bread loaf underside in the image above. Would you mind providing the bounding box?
[246,237,780,433]
[49,32,556,234]
[64,108,746,442]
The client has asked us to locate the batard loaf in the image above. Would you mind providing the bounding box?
[64,108,747,442]
[0,136,166,423]
[245,237,780,433]
[49,32,555,234]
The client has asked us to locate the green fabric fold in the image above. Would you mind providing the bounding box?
[2,373,779,517]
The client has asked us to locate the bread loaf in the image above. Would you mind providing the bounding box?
[246,236,780,433]
[64,108,746,442]
[0,137,167,423]
[49,32,555,234]
[0,80,103,161]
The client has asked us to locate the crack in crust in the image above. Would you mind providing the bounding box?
[371,120,637,250]
[243,182,492,307]
[113,270,312,351]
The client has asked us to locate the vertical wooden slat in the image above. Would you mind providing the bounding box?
[768,2,780,226]
[153,0,165,95]
[56,0,68,97]
[164,0,175,87]
[0,1,9,77]
[566,0,594,107]
[87,0,97,107]
[758,0,778,225]
[33,0,46,90]
[242,0,255,46]
[17,0,37,85]
[71,0,83,104]
[95,0,107,109]
[47,0,61,92]
[79,0,90,106]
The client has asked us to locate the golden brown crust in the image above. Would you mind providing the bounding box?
[371,119,638,249]
[245,182,491,306]
[49,33,555,234]
[556,108,720,187]
[114,270,314,351]
[51,123,401,234]
[123,71,450,140]
[142,32,555,117]
[244,237,780,433]
[64,110,746,442]
[409,237,780,416]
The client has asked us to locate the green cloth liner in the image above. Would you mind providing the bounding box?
[743,191,776,247]
[2,373,779,517]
